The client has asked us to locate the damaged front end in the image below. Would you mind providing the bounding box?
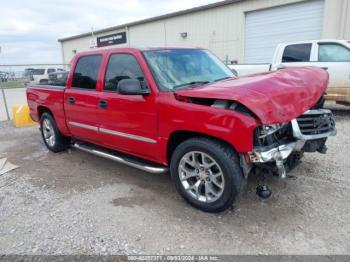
[246,109,336,178]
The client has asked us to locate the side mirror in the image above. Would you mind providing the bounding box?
[117,79,149,95]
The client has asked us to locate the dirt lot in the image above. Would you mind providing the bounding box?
[0,102,350,255]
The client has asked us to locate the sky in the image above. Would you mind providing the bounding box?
[0,0,221,65]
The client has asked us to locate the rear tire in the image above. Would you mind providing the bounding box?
[170,137,244,213]
[40,112,70,152]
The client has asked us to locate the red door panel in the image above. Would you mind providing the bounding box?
[96,52,159,161]
[64,89,100,143]
[64,54,102,143]
[97,92,158,160]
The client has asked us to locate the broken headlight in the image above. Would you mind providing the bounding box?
[258,124,285,138]
[254,123,293,148]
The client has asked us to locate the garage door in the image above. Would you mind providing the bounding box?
[244,0,324,63]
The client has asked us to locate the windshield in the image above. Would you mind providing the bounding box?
[143,49,234,91]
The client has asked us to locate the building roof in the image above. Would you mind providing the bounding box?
[68,46,204,57]
[58,0,243,42]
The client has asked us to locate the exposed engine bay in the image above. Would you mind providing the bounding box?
[185,97,258,118]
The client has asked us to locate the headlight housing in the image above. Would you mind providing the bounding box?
[254,123,293,148]
[258,124,284,138]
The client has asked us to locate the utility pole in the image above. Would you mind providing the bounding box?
[90,27,97,49]
[0,46,11,121]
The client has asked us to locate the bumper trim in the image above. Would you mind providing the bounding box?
[248,142,299,179]
[248,142,296,163]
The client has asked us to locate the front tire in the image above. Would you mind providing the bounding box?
[40,112,70,152]
[170,137,244,213]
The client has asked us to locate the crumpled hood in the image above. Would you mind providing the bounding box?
[175,67,328,124]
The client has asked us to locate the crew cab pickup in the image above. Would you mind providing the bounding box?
[228,39,350,105]
[27,47,336,212]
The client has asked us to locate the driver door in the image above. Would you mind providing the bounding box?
[97,52,159,161]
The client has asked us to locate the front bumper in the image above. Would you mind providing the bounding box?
[248,109,336,178]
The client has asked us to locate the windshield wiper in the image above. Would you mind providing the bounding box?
[213,76,232,82]
[173,81,210,90]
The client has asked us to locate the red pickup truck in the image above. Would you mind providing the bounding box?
[27,47,336,212]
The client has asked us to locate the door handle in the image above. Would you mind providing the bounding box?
[98,100,108,108]
[68,97,76,104]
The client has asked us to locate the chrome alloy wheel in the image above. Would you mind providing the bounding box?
[42,118,56,147]
[178,151,225,203]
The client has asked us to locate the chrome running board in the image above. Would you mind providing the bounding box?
[72,142,168,174]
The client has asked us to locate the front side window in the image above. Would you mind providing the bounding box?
[282,44,312,63]
[143,49,234,91]
[104,54,145,92]
[72,55,102,90]
[318,43,350,62]
[47,69,55,74]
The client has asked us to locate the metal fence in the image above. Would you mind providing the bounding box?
[0,64,69,122]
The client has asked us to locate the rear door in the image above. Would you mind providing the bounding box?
[97,51,159,160]
[64,55,102,143]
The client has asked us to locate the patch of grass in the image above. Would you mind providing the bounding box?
[0,80,26,89]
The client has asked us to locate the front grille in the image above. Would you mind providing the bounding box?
[296,112,335,136]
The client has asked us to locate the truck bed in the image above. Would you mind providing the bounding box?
[26,84,67,131]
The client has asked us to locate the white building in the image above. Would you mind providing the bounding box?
[58,0,350,65]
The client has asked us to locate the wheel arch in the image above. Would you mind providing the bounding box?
[167,130,237,164]
[37,105,54,119]
[37,105,71,137]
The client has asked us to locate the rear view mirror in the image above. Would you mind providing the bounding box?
[117,79,149,95]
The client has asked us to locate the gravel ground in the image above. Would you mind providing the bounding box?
[0,102,349,255]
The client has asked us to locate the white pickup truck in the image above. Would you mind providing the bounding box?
[30,68,64,84]
[228,39,350,105]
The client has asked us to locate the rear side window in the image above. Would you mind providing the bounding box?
[282,44,312,62]
[47,69,55,74]
[72,55,102,90]
[318,43,350,62]
[104,54,145,92]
